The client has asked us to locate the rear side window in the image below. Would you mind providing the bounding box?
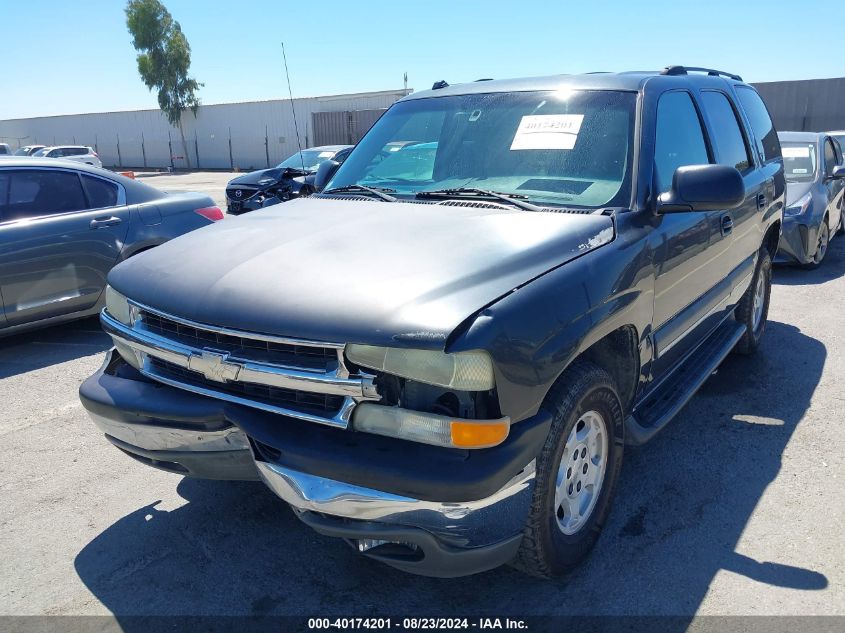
[0,169,87,221]
[81,175,119,208]
[654,91,710,194]
[701,91,752,172]
[735,87,781,162]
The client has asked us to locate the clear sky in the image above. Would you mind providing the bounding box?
[0,0,838,120]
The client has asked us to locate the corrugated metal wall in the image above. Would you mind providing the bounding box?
[312,108,386,146]
[0,90,410,169]
[752,77,845,132]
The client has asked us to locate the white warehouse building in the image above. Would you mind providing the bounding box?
[0,89,410,170]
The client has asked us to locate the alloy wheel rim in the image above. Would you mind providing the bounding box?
[554,410,608,535]
[814,223,829,264]
[752,271,766,331]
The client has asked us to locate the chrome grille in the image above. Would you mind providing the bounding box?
[139,309,335,371]
[149,358,345,416]
[101,302,378,429]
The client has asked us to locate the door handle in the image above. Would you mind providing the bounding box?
[90,216,122,229]
[721,214,734,236]
[756,193,767,210]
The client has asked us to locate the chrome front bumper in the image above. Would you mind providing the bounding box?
[255,458,536,549]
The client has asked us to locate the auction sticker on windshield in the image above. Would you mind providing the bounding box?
[782,146,812,158]
[510,114,584,150]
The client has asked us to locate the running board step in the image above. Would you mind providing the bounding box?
[625,319,745,445]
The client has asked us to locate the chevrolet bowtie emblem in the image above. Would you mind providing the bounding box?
[188,349,242,383]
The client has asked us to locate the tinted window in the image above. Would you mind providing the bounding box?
[0,170,87,221]
[81,175,119,208]
[654,91,710,194]
[701,91,751,172]
[47,149,62,157]
[0,146,10,155]
[735,87,781,162]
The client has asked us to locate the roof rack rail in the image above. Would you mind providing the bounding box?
[661,65,743,82]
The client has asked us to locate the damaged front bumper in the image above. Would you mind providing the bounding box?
[80,350,546,576]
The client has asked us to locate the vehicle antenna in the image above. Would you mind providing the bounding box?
[281,42,306,171]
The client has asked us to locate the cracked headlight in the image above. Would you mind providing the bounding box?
[345,344,495,391]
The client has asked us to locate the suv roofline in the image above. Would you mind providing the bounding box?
[402,67,748,101]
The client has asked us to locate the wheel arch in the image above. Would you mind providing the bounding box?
[763,220,780,260]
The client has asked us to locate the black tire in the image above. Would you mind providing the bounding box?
[802,218,829,270]
[837,211,845,236]
[512,361,624,578]
[733,247,772,355]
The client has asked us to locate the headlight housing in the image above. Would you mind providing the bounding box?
[345,344,495,391]
[105,285,131,325]
[785,192,812,216]
[352,403,509,449]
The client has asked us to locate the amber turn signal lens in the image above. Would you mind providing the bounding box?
[450,420,510,449]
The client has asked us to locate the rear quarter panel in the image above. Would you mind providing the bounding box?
[120,193,217,260]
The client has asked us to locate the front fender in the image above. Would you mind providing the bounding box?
[452,214,655,422]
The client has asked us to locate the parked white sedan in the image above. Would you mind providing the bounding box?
[32,145,102,168]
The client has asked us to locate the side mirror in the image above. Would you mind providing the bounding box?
[313,160,341,192]
[656,164,745,213]
[829,165,845,180]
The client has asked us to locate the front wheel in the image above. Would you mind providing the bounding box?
[733,247,772,355]
[803,219,829,269]
[512,361,624,578]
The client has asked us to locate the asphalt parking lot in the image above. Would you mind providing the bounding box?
[133,170,235,211]
[0,234,843,620]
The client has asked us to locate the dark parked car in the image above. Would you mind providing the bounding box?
[0,159,223,335]
[776,131,845,268]
[82,66,783,578]
[225,145,352,215]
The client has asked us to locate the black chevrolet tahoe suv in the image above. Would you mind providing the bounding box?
[80,66,784,578]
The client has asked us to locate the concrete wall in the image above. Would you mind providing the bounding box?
[0,89,410,169]
[752,77,845,132]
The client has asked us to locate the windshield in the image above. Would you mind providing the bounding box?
[781,141,817,183]
[277,149,338,172]
[13,147,32,156]
[31,148,49,157]
[326,90,636,208]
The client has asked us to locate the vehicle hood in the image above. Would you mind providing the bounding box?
[785,181,814,207]
[228,167,309,187]
[109,198,614,347]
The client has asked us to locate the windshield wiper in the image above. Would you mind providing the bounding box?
[323,184,398,202]
[415,188,543,212]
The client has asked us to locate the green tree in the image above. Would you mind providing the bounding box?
[125,0,202,168]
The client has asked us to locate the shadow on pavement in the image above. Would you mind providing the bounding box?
[774,233,845,285]
[74,320,827,619]
[0,316,111,379]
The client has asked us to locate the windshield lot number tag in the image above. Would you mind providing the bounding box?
[510,114,584,150]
